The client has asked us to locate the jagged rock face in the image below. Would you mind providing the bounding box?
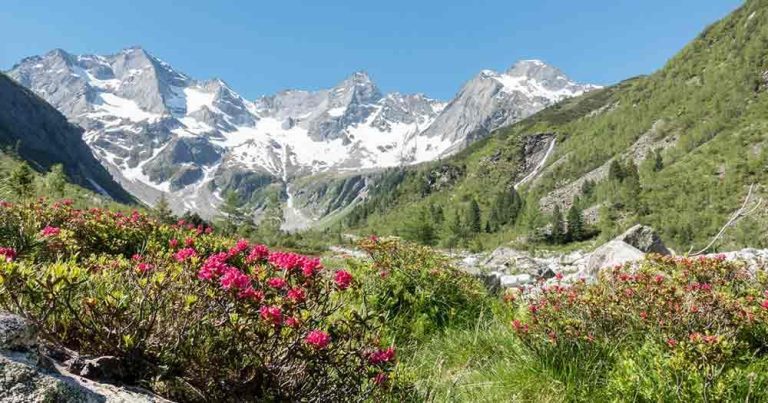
[0,73,133,202]
[420,60,599,154]
[8,49,596,227]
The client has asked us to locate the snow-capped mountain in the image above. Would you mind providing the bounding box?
[7,47,597,226]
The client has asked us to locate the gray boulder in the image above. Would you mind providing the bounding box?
[0,313,170,402]
[500,274,534,288]
[617,224,671,255]
[0,313,36,351]
[582,240,645,280]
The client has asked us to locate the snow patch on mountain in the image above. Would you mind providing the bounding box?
[7,48,598,227]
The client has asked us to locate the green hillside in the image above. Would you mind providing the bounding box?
[344,0,768,252]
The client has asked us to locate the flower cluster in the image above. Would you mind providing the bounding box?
[0,247,16,262]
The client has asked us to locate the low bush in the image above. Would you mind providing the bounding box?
[0,199,395,402]
[349,236,489,343]
[509,254,768,401]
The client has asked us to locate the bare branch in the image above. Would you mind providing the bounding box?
[690,184,761,256]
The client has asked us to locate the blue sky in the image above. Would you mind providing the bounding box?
[0,0,742,100]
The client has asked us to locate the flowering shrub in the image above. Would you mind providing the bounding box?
[0,200,395,401]
[350,236,488,342]
[508,254,768,401]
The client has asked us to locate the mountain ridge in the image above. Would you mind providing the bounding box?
[7,47,597,226]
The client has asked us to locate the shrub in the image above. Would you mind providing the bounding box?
[509,254,768,401]
[349,236,488,343]
[0,200,395,401]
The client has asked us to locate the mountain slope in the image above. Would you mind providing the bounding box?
[345,0,768,252]
[7,50,595,226]
[0,72,133,202]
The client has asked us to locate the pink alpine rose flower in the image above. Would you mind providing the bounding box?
[267,277,288,289]
[333,270,353,290]
[174,247,197,262]
[305,329,330,349]
[0,247,17,262]
[220,267,251,290]
[40,226,61,237]
[260,305,283,326]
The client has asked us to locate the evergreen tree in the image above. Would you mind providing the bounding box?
[8,162,34,198]
[152,194,175,224]
[566,204,584,242]
[653,149,664,172]
[181,211,207,227]
[443,210,464,249]
[485,220,492,233]
[467,199,482,234]
[402,207,437,246]
[550,204,565,244]
[608,159,625,182]
[44,164,67,196]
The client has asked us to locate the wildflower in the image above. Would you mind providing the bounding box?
[640,311,648,320]
[169,239,179,249]
[0,247,17,262]
[220,268,251,290]
[260,305,283,326]
[268,252,303,271]
[287,288,306,303]
[555,272,564,281]
[369,347,396,365]
[369,234,379,242]
[184,237,195,248]
[305,329,331,349]
[246,244,270,263]
[512,319,529,333]
[301,258,322,277]
[373,373,388,386]
[666,338,678,348]
[238,287,264,302]
[40,226,61,237]
[334,270,353,290]
[653,274,664,284]
[198,252,231,280]
[229,239,250,255]
[136,262,153,273]
[267,277,288,289]
[760,299,768,310]
[284,316,301,328]
[174,247,197,262]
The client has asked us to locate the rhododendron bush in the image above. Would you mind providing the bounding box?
[350,236,488,342]
[0,199,395,401]
[507,255,768,401]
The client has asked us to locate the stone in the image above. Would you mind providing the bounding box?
[0,313,37,351]
[582,240,645,280]
[500,274,534,288]
[616,224,670,255]
[79,356,126,383]
[0,313,170,402]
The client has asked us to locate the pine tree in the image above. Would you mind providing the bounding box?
[8,162,34,199]
[402,207,437,245]
[653,149,664,172]
[550,204,565,244]
[152,194,175,224]
[45,164,67,196]
[566,204,584,242]
[467,199,482,234]
[608,159,625,182]
[443,210,464,249]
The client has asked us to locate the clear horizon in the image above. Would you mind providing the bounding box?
[1,0,743,100]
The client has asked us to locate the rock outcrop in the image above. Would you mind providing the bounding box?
[0,313,170,403]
